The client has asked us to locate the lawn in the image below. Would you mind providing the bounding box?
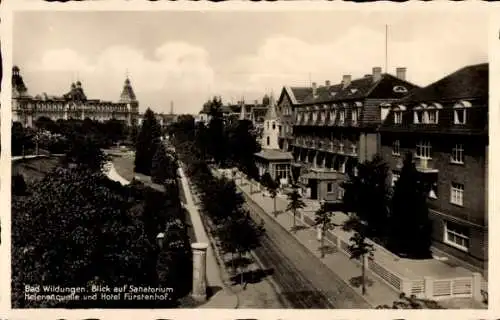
[12,157,61,184]
[109,151,135,182]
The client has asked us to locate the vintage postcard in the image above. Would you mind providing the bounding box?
[2,3,494,318]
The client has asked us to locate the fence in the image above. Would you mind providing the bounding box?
[236,172,484,302]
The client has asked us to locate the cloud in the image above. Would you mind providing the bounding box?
[224,24,487,100]
[24,20,487,114]
[26,42,216,113]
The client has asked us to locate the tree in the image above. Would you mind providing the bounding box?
[206,97,229,166]
[151,143,169,184]
[135,108,162,175]
[346,218,374,296]
[62,135,108,172]
[389,152,432,258]
[261,172,279,217]
[314,201,336,258]
[219,212,265,288]
[11,168,157,308]
[12,173,27,196]
[341,155,391,242]
[286,188,306,232]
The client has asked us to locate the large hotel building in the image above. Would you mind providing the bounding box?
[12,66,140,127]
[270,63,488,273]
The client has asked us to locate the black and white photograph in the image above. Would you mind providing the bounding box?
[10,10,489,309]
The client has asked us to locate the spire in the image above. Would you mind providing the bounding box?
[264,93,278,121]
[170,101,174,115]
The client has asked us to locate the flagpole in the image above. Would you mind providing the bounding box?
[385,24,388,73]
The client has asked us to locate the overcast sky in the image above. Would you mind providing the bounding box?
[14,11,488,115]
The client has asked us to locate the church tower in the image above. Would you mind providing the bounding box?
[262,93,280,150]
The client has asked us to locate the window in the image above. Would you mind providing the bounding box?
[444,221,470,252]
[394,111,402,124]
[428,110,439,124]
[392,140,400,156]
[451,144,464,164]
[454,108,467,125]
[339,110,345,124]
[339,143,344,153]
[327,182,334,193]
[340,160,346,173]
[391,171,400,187]
[450,182,464,206]
[272,122,276,130]
[416,140,432,159]
[414,110,423,124]
[338,187,345,200]
[312,112,318,121]
[330,110,336,122]
[267,122,270,129]
[353,166,358,177]
[266,136,270,146]
[352,109,358,124]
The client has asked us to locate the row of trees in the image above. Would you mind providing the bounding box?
[172,115,266,287]
[168,97,261,180]
[12,117,131,157]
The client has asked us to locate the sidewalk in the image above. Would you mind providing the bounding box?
[236,175,401,307]
[106,160,238,308]
[178,166,239,308]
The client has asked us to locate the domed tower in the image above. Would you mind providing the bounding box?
[119,76,139,127]
[12,65,28,98]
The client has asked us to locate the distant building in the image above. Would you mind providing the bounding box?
[12,66,139,127]
[379,63,488,273]
[198,95,271,131]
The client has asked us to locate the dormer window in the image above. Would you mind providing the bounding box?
[453,100,472,125]
[339,110,345,124]
[414,105,424,124]
[330,110,336,122]
[352,109,358,124]
[394,111,402,124]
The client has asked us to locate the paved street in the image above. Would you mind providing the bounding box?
[244,196,371,308]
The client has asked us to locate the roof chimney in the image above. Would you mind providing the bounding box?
[312,82,317,97]
[342,75,351,88]
[396,67,406,81]
[325,80,331,87]
[372,67,382,83]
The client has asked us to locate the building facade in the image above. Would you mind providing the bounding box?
[379,63,488,272]
[12,66,139,127]
[286,67,419,202]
